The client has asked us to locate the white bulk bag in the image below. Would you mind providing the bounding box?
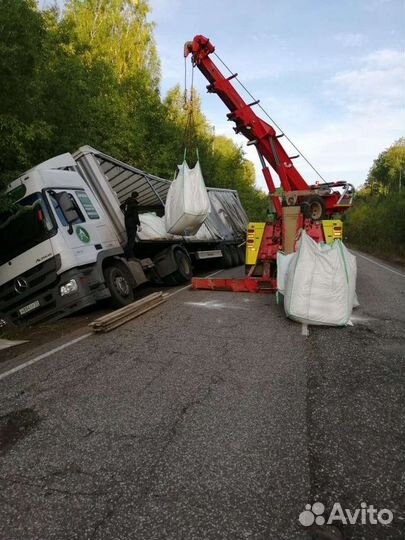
[284,231,357,326]
[165,160,210,235]
[276,251,294,296]
[187,222,214,241]
[138,213,179,241]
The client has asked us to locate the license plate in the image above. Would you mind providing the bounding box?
[19,300,40,316]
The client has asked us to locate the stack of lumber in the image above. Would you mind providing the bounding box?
[89,291,167,333]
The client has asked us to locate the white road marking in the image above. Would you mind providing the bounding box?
[184,300,247,310]
[167,268,224,297]
[350,315,377,323]
[0,333,91,382]
[0,268,226,381]
[354,252,405,278]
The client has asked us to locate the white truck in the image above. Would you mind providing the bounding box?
[0,146,248,326]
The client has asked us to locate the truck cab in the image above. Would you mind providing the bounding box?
[0,156,144,326]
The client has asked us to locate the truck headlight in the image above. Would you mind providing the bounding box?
[59,279,78,297]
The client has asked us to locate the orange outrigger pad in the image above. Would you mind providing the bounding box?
[191,277,276,293]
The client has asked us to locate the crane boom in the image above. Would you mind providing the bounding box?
[184,35,354,220]
[184,35,310,215]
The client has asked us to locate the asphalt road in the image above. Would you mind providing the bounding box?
[0,262,225,365]
[0,252,404,540]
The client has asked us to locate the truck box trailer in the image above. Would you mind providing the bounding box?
[0,146,248,326]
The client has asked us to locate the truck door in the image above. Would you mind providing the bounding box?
[46,189,105,266]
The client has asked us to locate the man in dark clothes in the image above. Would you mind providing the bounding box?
[120,191,141,259]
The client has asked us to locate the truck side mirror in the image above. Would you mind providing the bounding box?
[56,192,80,234]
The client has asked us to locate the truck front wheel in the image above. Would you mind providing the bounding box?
[104,262,135,308]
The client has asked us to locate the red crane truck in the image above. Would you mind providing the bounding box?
[185,35,355,293]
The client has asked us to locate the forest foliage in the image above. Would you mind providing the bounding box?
[0,0,268,219]
[344,138,405,261]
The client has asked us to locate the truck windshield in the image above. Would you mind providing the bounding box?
[0,192,54,266]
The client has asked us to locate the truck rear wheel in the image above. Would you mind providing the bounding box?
[229,245,240,267]
[172,248,193,284]
[104,262,135,308]
[238,245,245,265]
[163,248,193,285]
[221,245,233,268]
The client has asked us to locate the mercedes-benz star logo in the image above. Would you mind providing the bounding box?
[14,277,29,294]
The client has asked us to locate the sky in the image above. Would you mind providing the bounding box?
[39,0,405,191]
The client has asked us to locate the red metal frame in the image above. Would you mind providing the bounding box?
[191,276,276,293]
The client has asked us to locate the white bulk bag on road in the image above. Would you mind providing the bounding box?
[165,160,210,235]
[284,231,357,326]
[276,251,294,296]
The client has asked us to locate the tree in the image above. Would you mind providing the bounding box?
[64,0,160,86]
[345,138,405,261]
[366,138,405,194]
[0,0,51,187]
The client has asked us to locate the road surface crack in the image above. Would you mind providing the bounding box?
[89,373,224,539]
[0,476,108,498]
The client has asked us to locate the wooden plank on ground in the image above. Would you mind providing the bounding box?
[90,292,163,326]
[90,295,167,329]
[92,298,167,333]
[89,292,168,333]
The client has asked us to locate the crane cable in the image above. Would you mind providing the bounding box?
[213,52,326,184]
[183,58,199,164]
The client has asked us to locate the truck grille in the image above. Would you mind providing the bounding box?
[0,257,59,325]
